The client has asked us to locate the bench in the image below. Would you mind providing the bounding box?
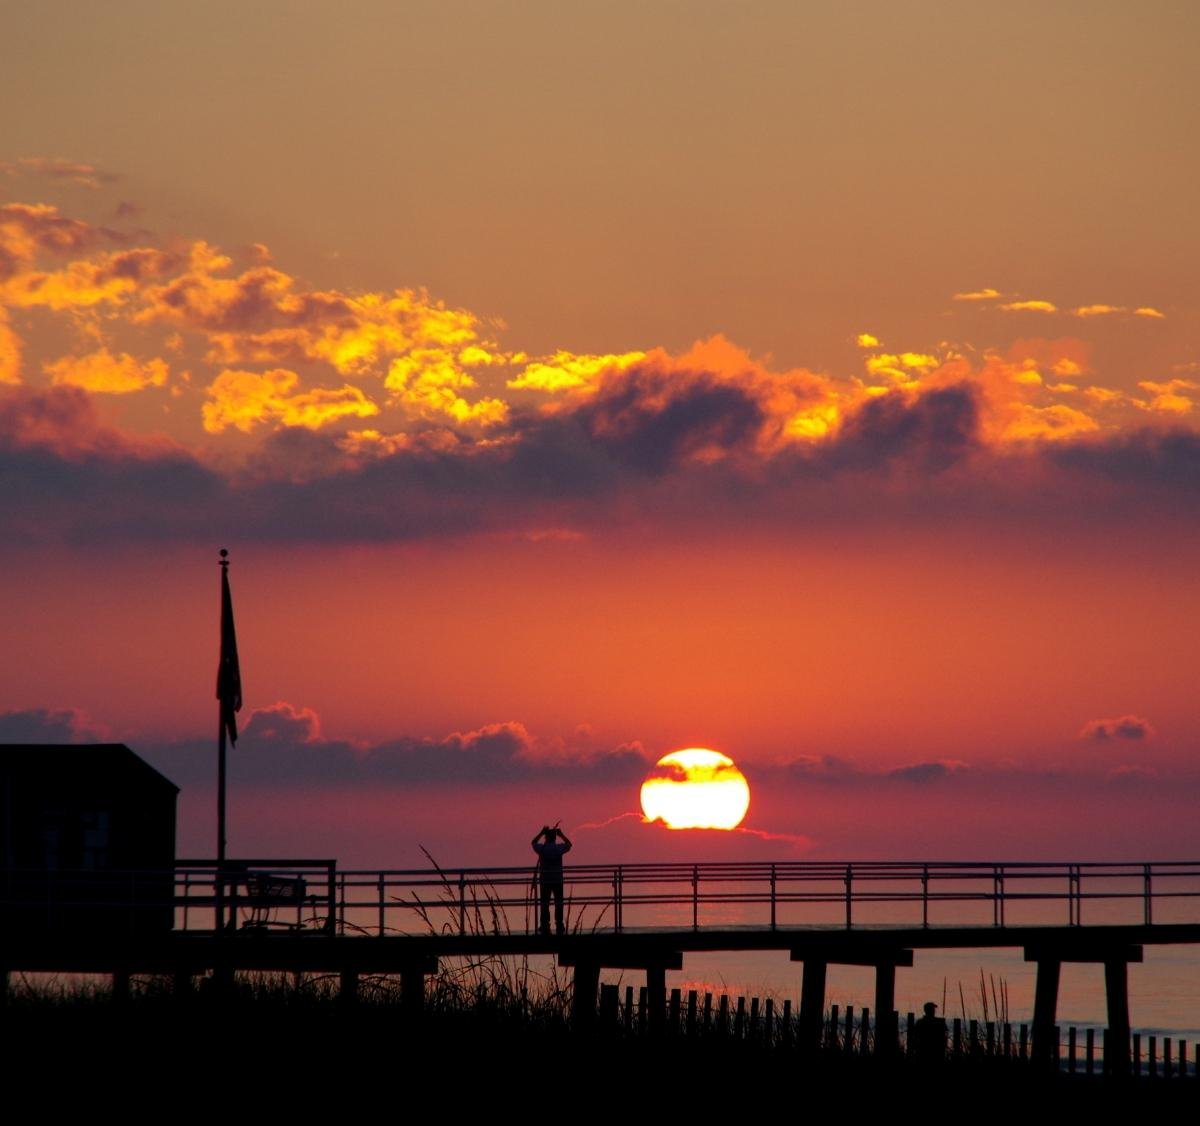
[241,872,309,931]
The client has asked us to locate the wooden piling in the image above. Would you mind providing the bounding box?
[1031,958,1061,1064]
[845,1005,854,1053]
[1149,1034,1157,1078]
[599,982,619,1026]
[953,1017,962,1058]
[828,1003,839,1052]
[782,998,792,1046]
[860,1007,870,1057]
[669,987,681,1033]
[765,997,774,1041]
[1019,1022,1028,1061]
[703,990,713,1031]
[799,959,827,1052]
[569,962,600,1028]
[686,989,697,1036]
[1085,1027,1095,1075]
[1067,1025,1076,1073]
[1133,1032,1141,1077]
[718,993,730,1036]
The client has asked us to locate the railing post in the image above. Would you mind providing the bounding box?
[616,866,623,933]
[922,865,929,929]
[844,865,853,929]
[458,871,467,935]
[326,862,337,935]
[770,864,777,931]
[692,865,699,931]
[377,872,385,937]
[998,866,1006,927]
[1144,864,1152,926]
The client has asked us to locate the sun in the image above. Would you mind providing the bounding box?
[639,748,751,830]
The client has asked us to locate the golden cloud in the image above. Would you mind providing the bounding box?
[0,309,20,385]
[1000,300,1058,313]
[1138,378,1197,414]
[508,350,646,393]
[952,288,1002,302]
[45,348,169,394]
[202,368,380,433]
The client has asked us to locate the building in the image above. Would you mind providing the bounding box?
[1,744,178,935]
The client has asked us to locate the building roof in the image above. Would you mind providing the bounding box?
[0,743,179,793]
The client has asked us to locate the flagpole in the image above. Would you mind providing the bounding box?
[217,548,229,932]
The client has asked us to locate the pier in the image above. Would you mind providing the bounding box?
[5,857,1200,1075]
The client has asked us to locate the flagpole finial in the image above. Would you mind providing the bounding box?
[219,547,229,570]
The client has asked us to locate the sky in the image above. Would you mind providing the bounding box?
[2,1,1198,868]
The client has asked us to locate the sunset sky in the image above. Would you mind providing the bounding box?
[2,2,1198,867]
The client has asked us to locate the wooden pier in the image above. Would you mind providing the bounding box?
[4,857,1200,1076]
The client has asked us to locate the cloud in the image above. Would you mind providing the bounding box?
[1134,306,1166,319]
[202,368,380,433]
[0,308,19,384]
[0,706,105,742]
[1000,300,1058,313]
[0,157,119,189]
[886,760,970,783]
[167,703,651,787]
[1080,714,1155,743]
[1074,304,1123,318]
[0,202,106,279]
[1137,378,1196,415]
[952,288,1003,302]
[45,347,169,394]
[855,333,880,348]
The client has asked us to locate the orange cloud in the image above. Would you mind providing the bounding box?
[508,350,646,392]
[1000,299,1058,313]
[45,347,169,394]
[0,202,103,279]
[385,350,508,426]
[202,368,380,433]
[855,332,880,347]
[1134,306,1166,319]
[1074,304,1123,317]
[0,309,20,385]
[2,247,182,310]
[952,288,1002,302]
[1137,378,1197,414]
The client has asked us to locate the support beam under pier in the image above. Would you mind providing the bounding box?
[791,948,912,1055]
[1025,944,1141,1072]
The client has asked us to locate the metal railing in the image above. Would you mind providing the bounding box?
[5,860,1200,938]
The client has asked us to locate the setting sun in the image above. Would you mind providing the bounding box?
[639,748,751,830]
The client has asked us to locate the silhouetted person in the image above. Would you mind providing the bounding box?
[913,1001,948,1063]
[531,825,572,935]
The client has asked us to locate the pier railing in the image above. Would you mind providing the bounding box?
[7,859,1200,936]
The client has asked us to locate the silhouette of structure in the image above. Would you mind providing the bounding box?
[0,744,177,935]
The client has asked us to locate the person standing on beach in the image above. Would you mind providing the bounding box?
[531,824,572,936]
[914,1001,948,1062]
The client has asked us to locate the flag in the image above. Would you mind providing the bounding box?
[217,559,242,745]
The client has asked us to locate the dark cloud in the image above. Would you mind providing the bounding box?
[1080,714,1155,743]
[0,706,103,743]
[4,381,1200,548]
[142,704,651,789]
[822,385,981,474]
[1051,428,1200,497]
[886,760,970,784]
